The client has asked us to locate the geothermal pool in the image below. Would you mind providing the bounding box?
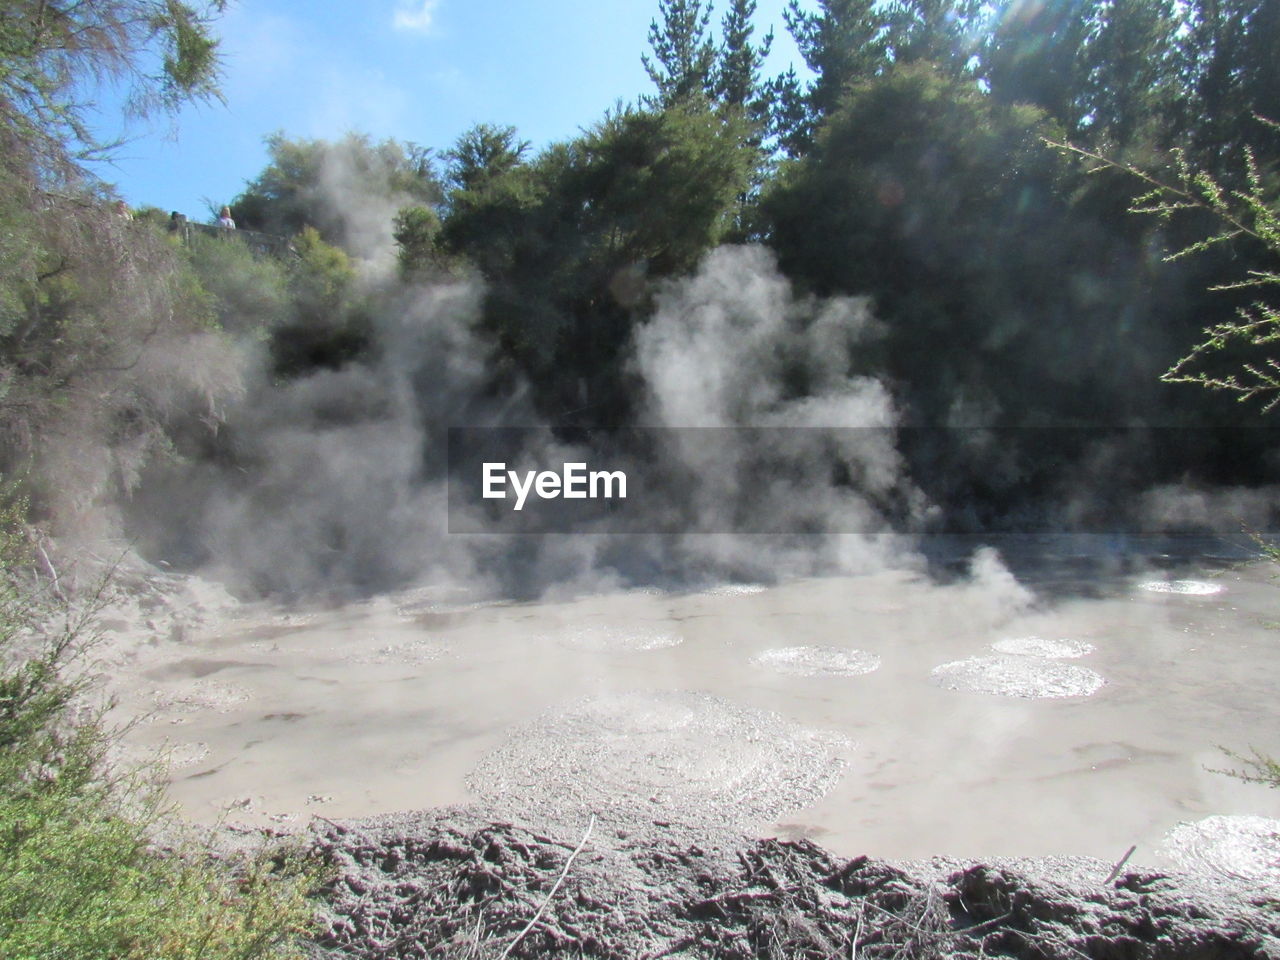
[99,545,1280,881]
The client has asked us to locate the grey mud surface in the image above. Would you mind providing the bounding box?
[300,806,1280,960]
[98,561,1280,869]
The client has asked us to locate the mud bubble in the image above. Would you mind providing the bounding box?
[1139,580,1224,596]
[703,584,769,596]
[468,690,850,826]
[152,679,251,714]
[343,638,450,665]
[1160,815,1280,883]
[555,627,683,652]
[990,636,1095,659]
[931,656,1105,699]
[751,645,881,678]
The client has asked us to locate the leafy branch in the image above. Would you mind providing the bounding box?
[1210,746,1280,790]
[1048,120,1280,409]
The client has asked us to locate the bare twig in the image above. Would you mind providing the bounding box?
[1103,844,1137,885]
[498,814,595,960]
[33,539,64,602]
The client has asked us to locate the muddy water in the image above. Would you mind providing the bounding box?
[102,549,1280,879]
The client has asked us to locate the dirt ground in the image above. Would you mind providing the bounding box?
[295,805,1280,960]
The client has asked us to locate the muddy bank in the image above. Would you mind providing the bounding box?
[301,807,1280,960]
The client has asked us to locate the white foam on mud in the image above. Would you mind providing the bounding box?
[703,584,768,596]
[751,645,882,677]
[990,636,1095,659]
[556,627,684,652]
[343,638,450,664]
[1160,815,1280,883]
[931,656,1106,699]
[163,741,211,768]
[468,690,850,825]
[1139,579,1224,596]
[152,680,251,713]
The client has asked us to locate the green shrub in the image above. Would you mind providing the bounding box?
[0,495,318,960]
[1214,747,1280,790]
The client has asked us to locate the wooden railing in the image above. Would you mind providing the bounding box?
[174,220,295,258]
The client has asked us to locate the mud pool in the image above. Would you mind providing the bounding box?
[99,543,1280,882]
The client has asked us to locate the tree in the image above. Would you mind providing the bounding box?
[393,205,445,279]
[982,0,1096,140]
[880,0,982,73]
[1055,123,1280,409]
[185,229,291,335]
[268,226,370,377]
[760,61,1219,523]
[438,100,754,421]
[784,0,885,126]
[443,124,530,194]
[1082,0,1183,150]
[764,67,811,157]
[1176,0,1280,164]
[643,0,716,105]
[714,0,773,111]
[0,0,225,178]
[234,133,444,246]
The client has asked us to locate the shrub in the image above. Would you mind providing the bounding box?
[0,495,318,960]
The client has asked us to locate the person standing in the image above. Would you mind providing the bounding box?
[217,206,236,229]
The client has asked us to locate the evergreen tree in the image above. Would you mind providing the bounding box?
[714,0,773,111]
[444,124,530,193]
[982,0,1095,139]
[881,0,982,73]
[778,0,886,151]
[1084,0,1183,149]
[1177,0,1280,164]
[643,0,717,105]
[765,67,812,157]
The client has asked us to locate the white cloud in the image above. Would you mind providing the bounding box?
[392,0,438,33]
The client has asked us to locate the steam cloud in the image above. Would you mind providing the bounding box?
[115,147,1264,604]
[122,150,926,599]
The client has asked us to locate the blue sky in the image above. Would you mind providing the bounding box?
[90,0,813,219]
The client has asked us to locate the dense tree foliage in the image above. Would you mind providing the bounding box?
[0,0,241,533]
[233,132,443,246]
[154,0,1280,523]
[3,0,1279,537]
[0,0,225,177]
[433,101,755,420]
